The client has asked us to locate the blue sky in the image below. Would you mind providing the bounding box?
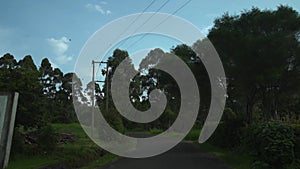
[0,0,299,73]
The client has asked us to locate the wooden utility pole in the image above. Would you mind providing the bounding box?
[91,60,108,137]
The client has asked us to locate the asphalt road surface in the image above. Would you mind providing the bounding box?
[98,142,231,169]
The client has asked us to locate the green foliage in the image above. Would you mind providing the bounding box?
[295,136,300,160]
[36,124,58,152]
[199,143,253,169]
[208,108,245,148]
[0,54,45,129]
[2,5,300,168]
[6,156,57,169]
[184,128,201,141]
[291,124,300,160]
[209,6,300,123]
[10,128,25,156]
[243,121,295,169]
[102,108,125,133]
[0,54,79,129]
[8,123,114,169]
[39,58,78,124]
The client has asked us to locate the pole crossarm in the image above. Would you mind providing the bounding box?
[91,60,109,137]
[92,61,107,64]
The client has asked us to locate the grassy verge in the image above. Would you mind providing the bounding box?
[6,156,57,169]
[7,123,117,169]
[6,126,252,169]
[148,128,252,169]
[80,153,118,169]
[198,143,253,169]
[184,128,201,141]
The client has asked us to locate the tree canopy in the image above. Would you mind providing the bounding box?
[208,5,300,122]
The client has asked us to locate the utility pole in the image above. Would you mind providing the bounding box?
[91,60,108,137]
[91,60,96,137]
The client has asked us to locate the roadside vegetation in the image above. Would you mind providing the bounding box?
[1,5,300,169]
[7,123,116,169]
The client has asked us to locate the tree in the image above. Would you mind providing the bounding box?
[0,53,17,90]
[208,6,300,123]
[0,54,44,128]
[171,44,211,122]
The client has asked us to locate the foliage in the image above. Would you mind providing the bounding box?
[36,124,58,152]
[2,5,300,168]
[8,123,116,169]
[102,108,125,133]
[184,128,201,141]
[0,54,79,129]
[199,143,253,169]
[208,6,300,123]
[0,54,44,129]
[291,124,300,160]
[208,108,245,148]
[10,127,26,156]
[243,121,295,169]
[6,156,57,169]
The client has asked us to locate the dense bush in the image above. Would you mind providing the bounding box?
[243,121,295,169]
[208,108,245,148]
[36,124,58,152]
[10,127,25,156]
[291,124,300,160]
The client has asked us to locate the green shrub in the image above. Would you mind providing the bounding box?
[10,127,25,156]
[243,121,295,169]
[295,136,300,159]
[184,128,201,141]
[291,124,300,160]
[36,124,58,152]
[101,108,125,134]
[208,108,245,148]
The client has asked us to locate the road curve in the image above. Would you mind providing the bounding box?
[98,142,231,169]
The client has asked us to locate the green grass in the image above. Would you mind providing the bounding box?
[149,128,163,135]
[198,143,253,169]
[184,128,201,141]
[51,123,100,164]
[6,156,57,169]
[80,153,118,169]
[6,125,252,169]
[182,128,252,169]
[7,123,117,169]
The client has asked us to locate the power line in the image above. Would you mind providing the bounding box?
[117,0,170,49]
[113,0,156,49]
[94,0,158,62]
[152,0,192,30]
[131,0,170,34]
[126,0,192,50]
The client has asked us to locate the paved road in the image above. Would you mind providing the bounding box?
[98,142,231,169]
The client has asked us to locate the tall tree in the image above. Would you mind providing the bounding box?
[0,54,44,128]
[208,6,300,123]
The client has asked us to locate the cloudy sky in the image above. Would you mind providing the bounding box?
[0,0,299,73]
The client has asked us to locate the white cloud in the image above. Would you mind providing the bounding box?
[55,55,72,65]
[47,37,68,55]
[95,4,105,14]
[85,3,112,15]
[47,36,72,65]
[201,25,213,36]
